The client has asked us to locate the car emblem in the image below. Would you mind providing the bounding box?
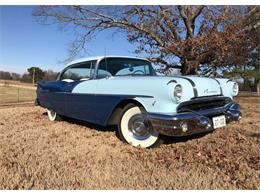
[204,89,218,93]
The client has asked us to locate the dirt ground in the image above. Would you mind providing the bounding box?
[0,97,259,189]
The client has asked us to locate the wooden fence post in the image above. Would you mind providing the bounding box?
[17,88,20,102]
[257,83,260,96]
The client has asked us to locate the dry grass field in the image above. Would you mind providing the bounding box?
[0,97,259,189]
[0,79,35,87]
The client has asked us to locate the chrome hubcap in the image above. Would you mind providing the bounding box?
[49,110,56,118]
[128,114,151,140]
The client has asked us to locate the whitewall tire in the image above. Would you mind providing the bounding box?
[47,109,62,121]
[118,105,162,148]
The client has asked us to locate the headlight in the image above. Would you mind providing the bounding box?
[233,82,239,96]
[174,84,182,101]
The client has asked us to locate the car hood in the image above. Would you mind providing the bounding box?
[105,75,222,98]
[176,75,222,97]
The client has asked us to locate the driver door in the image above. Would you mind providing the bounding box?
[59,61,97,118]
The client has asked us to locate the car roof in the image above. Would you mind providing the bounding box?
[66,55,150,66]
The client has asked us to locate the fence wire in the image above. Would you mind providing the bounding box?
[0,86,36,104]
[238,91,260,97]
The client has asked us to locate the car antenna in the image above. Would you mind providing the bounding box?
[104,46,109,78]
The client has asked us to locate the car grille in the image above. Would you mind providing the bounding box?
[177,96,232,113]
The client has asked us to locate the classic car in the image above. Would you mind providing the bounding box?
[35,55,241,148]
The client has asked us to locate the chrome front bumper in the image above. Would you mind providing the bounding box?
[148,102,241,136]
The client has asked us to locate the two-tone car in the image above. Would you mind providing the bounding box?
[35,55,241,148]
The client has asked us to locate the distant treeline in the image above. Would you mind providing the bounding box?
[0,67,58,83]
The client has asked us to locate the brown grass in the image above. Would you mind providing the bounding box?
[0,79,35,87]
[0,97,259,189]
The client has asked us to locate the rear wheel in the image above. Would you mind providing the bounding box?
[118,104,163,148]
[47,109,62,121]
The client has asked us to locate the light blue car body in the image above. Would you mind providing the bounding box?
[73,76,234,114]
[36,55,241,137]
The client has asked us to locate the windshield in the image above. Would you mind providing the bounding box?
[97,58,156,77]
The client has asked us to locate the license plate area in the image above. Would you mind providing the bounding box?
[212,115,226,129]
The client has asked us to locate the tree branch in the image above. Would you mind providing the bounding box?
[178,5,193,38]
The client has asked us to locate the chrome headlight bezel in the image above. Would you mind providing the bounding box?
[174,84,182,101]
[233,82,239,96]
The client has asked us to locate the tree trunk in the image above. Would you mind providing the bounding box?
[254,58,260,94]
[255,78,260,95]
[180,59,197,75]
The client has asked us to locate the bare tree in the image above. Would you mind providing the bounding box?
[33,5,256,75]
[43,70,59,81]
[0,71,12,80]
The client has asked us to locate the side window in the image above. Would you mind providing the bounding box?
[97,61,112,78]
[60,61,96,81]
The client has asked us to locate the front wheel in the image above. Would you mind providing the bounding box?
[118,105,163,148]
[47,109,62,121]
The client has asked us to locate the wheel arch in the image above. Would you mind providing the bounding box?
[106,98,145,125]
